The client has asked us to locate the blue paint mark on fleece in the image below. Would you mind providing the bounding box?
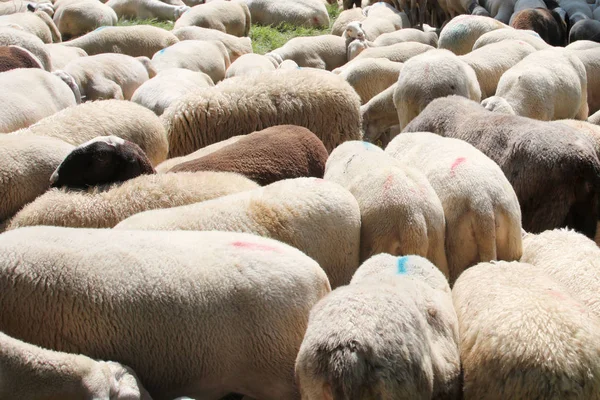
[158,48,166,54]
[397,256,409,274]
[362,141,376,150]
[94,26,108,32]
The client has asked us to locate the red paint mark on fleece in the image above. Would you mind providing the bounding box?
[383,175,394,194]
[450,157,466,177]
[232,241,279,252]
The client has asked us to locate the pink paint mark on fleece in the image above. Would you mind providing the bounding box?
[450,157,466,177]
[232,241,279,252]
[383,175,394,194]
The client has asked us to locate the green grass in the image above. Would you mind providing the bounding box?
[115,3,340,54]
[250,4,340,54]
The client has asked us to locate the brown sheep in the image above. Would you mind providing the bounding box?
[0,45,43,72]
[403,95,600,238]
[510,7,568,46]
[168,125,328,186]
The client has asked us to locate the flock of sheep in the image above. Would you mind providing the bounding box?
[3,0,600,398]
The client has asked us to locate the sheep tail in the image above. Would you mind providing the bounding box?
[324,340,374,400]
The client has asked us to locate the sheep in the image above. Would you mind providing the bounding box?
[568,39,600,50]
[116,177,361,288]
[553,118,600,159]
[0,68,78,133]
[363,1,407,29]
[0,227,330,399]
[385,132,522,283]
[243,0,329,28]
[590,108,600,124]
[438,14,508,55]
[459,39,536,99]
[173,1,251,37]
[472,26,552,49]
[474,0,515,23]
[334,57,402,104]
[348,16,398,41]
[0,0,54,16]
[295,254,461,400]
[360,82,399,144]
[0,134,73,223]
[53,0,118,40]
[0,44,43,71]
[107,0,189,21]
[521,228,600,318]
[10,99,168,166]
[168,125,329,185]
[350,40,434,62]
[403,95,600,237]
[225,53,278,78]
[453,260,600,399]
[131,68,214,116]
[395,49,481,131]
[172,26,252,62]
[330,7,365,35]
[0,9,60,43]
[162,68,362,157]
[569,47,600,115]
[63,53,155,101]
[62,25,179,58]
[0,330,151,400]
[372,27,438,46]
[265,35,347,70]
[0,26,52,69]
[482,48,588,121]
[6,171,259,229]
[156,135,243,172]
[50,136,155,189]
[558,0,593,27]
[324,141,449,273]
[151,39,229,83]
[45,42,86,69]
[510,7,568,46]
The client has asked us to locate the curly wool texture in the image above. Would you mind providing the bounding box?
[10,100,168,166]
[162,69,362,157]
[453,261,600,399]
[7,171,258,229]
[296,254,460,400]
[0,227,330,399]
[116,177,361,289]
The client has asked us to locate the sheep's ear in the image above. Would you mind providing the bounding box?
[26,3,35,11]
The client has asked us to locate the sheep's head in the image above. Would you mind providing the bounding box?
[481,96,516,115]
[50,136,156,190]
[174,5,190,19]
[345,21,365,40]
[347,39,369,60]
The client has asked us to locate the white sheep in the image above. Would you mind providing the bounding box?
[459,39,536,99]
[386,132,523,283]
[151,39,229,82]
[373,27,438,46]
[569,47,600,116]
[394,49,482,130]
[53,0,118,40]
[521,228,600,318]
[0,330,151,400]
[45,42,86,70]
[10,99,168,166]
[107,0,189,21]
[162,68,362,157]
[350,40,434,62]
[0,0,54,16]
[265,34,347,70]
[567,39,600,50]
[0,25,52,69]
[330,7,365,35]
[363,1,407,29]
[132,68,214,116]
[172,25,252,62]
[590,108,600,125]
[296,254,461,399]
[335,57,402,104]
[62,53,155,101]
[453,260,600,398]
[0,68,79,133]
[483,48,588,121]
[0,9,61,43]
[0,134,73,223]
[472,27,552,50]
[324,141,449,274]
[0,227,330,399]
[360,82,399,144]
[62,25,179,58]
[116,177,361,288]
[7,171,258,229]
[243,0,330,28]
[173,1,251,37]
[225,52,278,78]
[438,14,508,55]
